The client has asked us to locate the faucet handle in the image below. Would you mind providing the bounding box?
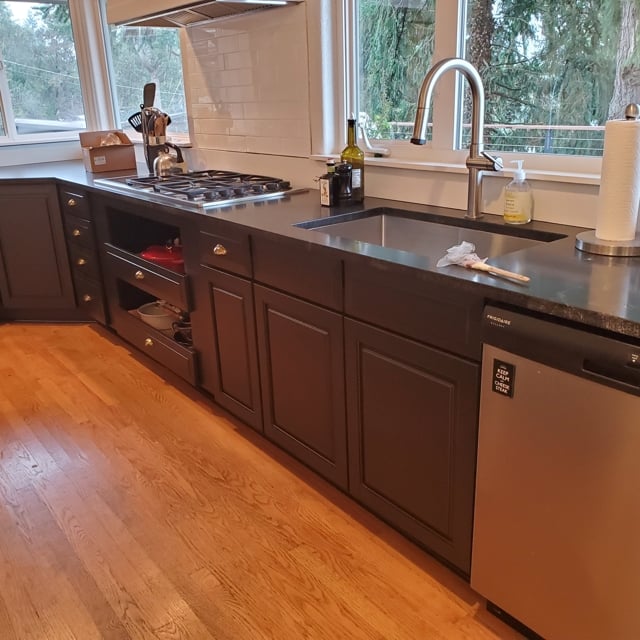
[481,150,503,171]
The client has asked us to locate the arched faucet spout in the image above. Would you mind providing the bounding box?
[410,58,502,219]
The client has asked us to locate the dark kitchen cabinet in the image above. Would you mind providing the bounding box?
[195,265,262,431]
[93,194,197,385]
[60,185,107,324]
[0,182,76,319]
[191,221,261,429]
[254,284,348,490]
[345,318,479,575]
[341,256,483,576]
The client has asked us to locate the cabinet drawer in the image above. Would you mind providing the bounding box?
[113,310,197,386]
[73,272,107,325]
[344,259,482,360]
[253,233,343,311]
[198,226,251,277]
[68,243,100,280]
[64,214,94,249]
[104,244,190,310]
[60,188,90,219]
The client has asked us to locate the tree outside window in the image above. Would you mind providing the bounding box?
[358,0,640,156]
[107,25,187,137]
[0,1,187,143]
[0,1,85,137]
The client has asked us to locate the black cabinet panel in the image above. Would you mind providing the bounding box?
[194,266,262,431]
[0,183,75,312]
[255,284,347,489]
[253,233,343,311]
[345,259,483,360]
[345,318,479,575]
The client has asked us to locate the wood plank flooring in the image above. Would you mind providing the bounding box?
[0,323,523,640]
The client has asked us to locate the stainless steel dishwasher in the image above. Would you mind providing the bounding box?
[471,305,640,640]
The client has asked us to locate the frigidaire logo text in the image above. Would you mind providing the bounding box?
[486,314,512,327]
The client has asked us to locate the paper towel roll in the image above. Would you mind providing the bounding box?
[596,119,640,241]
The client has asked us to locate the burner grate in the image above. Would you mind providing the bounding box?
[97,169,299,210]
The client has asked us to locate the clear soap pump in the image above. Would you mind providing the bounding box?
[503,160,533,224]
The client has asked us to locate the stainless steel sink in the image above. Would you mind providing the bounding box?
[295,207,566,259]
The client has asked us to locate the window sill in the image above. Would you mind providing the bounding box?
[311,154,601,187]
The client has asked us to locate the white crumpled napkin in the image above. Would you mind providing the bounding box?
[436,241,486,268]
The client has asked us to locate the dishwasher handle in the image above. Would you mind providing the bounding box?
[583,358,640,391]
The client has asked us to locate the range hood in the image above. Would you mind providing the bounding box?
[107,0,302,28]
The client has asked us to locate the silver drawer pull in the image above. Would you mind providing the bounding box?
[134,270,145,280]
[72,229,81,237]
[82,294,92,302]
[67,198,77,207]
[77,258,87,266]
[213,243,228,256]
[144,338,154,348]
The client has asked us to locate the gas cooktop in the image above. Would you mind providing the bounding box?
[94,170,305,211]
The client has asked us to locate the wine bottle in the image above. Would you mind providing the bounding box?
[340,117,365,202]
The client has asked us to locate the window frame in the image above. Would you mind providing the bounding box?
[309,0,602,182]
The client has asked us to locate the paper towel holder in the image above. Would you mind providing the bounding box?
[576,103,640,257]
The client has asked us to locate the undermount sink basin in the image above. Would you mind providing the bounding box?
[295,207,567,260]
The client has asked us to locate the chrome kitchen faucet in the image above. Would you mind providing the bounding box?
[411,58,503,220]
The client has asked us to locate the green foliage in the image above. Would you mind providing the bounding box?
[0,1,82,122]
[359,0,436,138]
[361,0,640,155]
[0,2,185,133]
[109,25,186,129]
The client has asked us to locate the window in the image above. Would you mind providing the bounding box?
[353,0,640,161]
[107,25,187,139]
[0,1,86,141]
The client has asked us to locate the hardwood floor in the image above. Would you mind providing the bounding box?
[0,323,523,640]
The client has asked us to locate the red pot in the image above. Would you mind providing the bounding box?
[140,244,184,272]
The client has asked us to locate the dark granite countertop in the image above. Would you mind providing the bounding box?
[2,160,639,340]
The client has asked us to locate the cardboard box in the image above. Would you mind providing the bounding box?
[79,130,136,173]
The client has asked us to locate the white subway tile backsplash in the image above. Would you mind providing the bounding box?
[224,51,252,70]
[184,2,310,158]
[197,134,248,153]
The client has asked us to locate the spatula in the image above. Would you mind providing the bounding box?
[142,82,156,108]
[437,241,530,283]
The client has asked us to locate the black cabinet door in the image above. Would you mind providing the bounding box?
[254,285,348,489]
[0,183,75,314]
[194,266,262,431]
[345,318,479,576]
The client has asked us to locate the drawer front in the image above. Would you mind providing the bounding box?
[60,188,90,219]
[73,272,107,325]
[68,244,100,280]
[252,233,343,311]
[113,310,197,386]
[64,214,94,249]
[104,245,190,310]
[198,227,251,277]
[344,260,482,360]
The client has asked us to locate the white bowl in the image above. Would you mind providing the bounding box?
[137,302,174,330]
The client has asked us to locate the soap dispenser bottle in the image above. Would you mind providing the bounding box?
[503,160,533,224]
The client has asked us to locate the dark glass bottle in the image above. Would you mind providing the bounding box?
[319,159,338,206]
[340,118,365,202]
[335,162,353,201]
